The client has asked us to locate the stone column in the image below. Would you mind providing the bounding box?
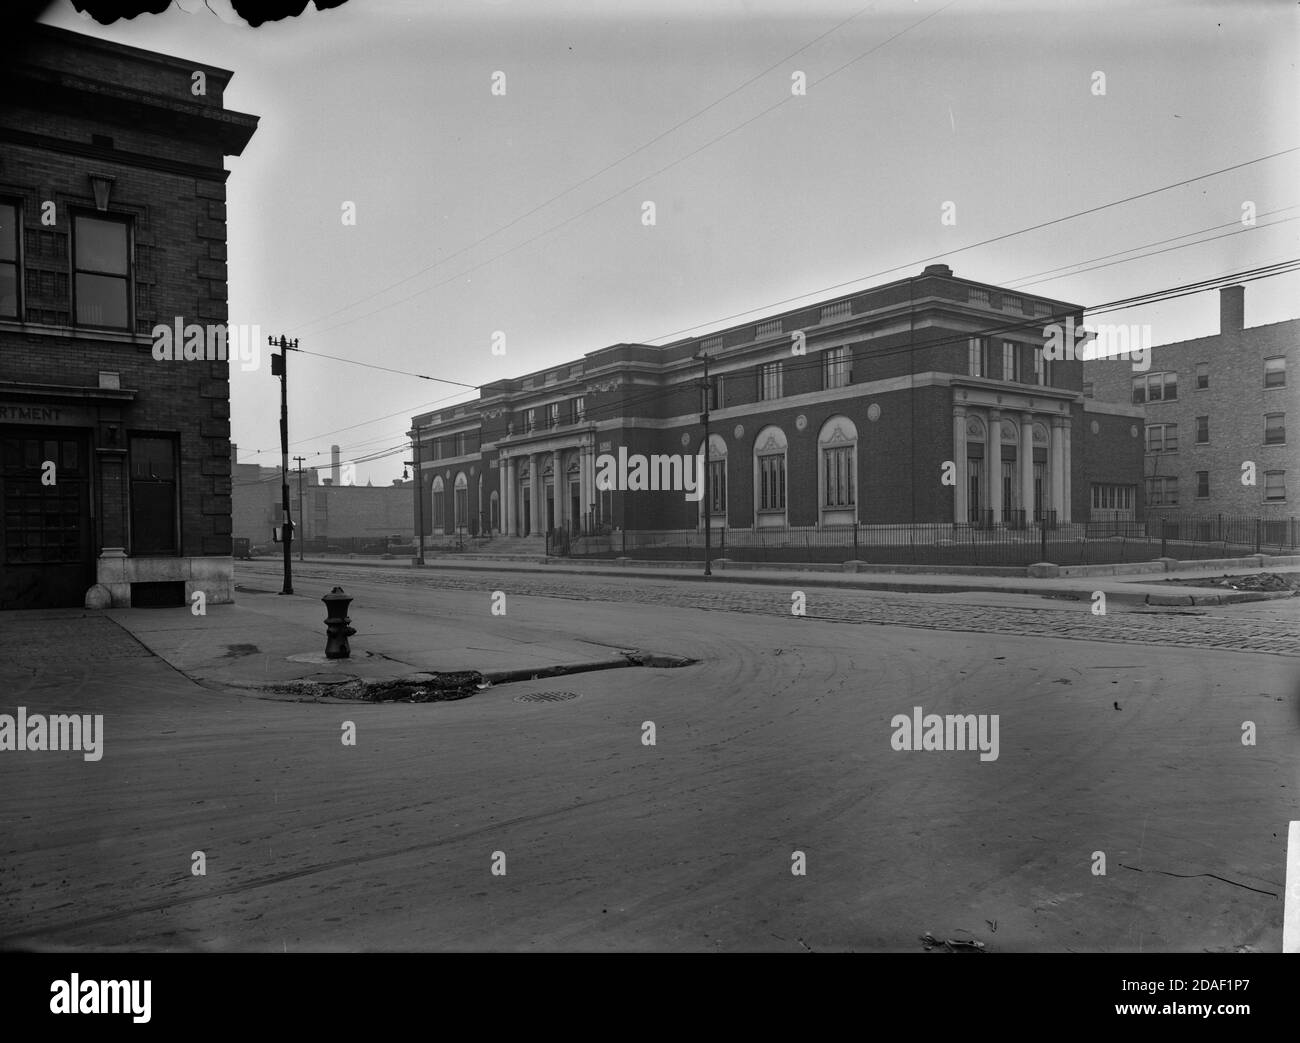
[530,453,542,537]
[553,449,564,531]
[501,457,511,536]
[952,404,967,524]
[1060,417,1073,523]
[1050,416,1065,522]
[987,409,1002,524]
[1019,412,1034,525]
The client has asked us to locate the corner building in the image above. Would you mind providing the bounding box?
[411,265,1145,546]
[0,26,258,608]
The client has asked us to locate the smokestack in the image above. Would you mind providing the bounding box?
[1220,285,1244,333]
[331,444,341,485]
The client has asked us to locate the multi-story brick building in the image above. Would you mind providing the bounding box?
[1086,284,1298,532]
[231,443,413,550]
[0,25,258,608]
[410,264,1145,548]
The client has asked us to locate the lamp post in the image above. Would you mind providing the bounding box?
[406,420,426,565]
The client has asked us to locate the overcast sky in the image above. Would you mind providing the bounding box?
[36,0,1300,485]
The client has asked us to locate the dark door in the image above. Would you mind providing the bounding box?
[1,428,94,609]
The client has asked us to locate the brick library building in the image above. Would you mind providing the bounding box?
[0,26,257,609]
[410,264,1145,551]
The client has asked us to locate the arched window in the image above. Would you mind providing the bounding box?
[431,475,445,534]
[752,425,787,528]
[818,415,857,525]
[453,472,468,531]
[698,433,728,528]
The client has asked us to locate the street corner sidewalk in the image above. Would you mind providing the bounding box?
[105,591,646,697]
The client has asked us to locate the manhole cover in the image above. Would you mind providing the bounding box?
[514,691,581,704]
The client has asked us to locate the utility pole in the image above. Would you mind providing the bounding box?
[269,334,297,595]
[697,345,712,577]
[293,455,306,562]
[405,420,425,566]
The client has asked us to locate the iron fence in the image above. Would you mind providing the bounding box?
[560,514,1298,568]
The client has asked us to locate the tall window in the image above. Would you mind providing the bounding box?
[454,473,468,530]
[822,346,852,389]
[969,337,985,378]
[758,453,785,510]
[1196,471,1209,498]
[572,397,585,423]
[708,458,726,514]
[708,375,725,410]
[525,408,536,432]
[1196,363,1209,390]
[0,201,18,319]
[1032,349,1047,386]
[129,435,178,554]
[1264,413,1286,445]
[1265,356,1286,388]
[758,361,783,401]
[431,476,445,530]
[1195,416,1209,444]
[547,403,560,428]
[1146,423,1178,453]
[1264,471,1286,501]
[1001,341,1019,382]
[74,213,131,329]
[823,446,854,508]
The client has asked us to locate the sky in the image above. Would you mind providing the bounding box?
[35,0,1300,485]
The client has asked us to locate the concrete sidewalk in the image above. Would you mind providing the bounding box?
[276,552,1300,607]
[106,590,643,695]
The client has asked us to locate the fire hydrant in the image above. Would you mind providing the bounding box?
[322,586,356,659]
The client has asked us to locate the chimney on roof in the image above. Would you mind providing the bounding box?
[331,444,340,485]
[922,264,953,277]
[1220,284,1244,333]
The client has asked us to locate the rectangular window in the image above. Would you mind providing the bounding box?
[1264,471,1286,501]
[969,337,984,378]
[1082,381,1094,399]
[547,403,560,428]
[1265,356,1285,388]
[1133,371,1177,404]
[1145,423,1178,453]
[823,446,854,508]
[0,201,18,319]
[1196,471,1209,498]
[572,396,585,423]
[758,361,783,402]
[1163,372,1177,400]
[74,213,131,329]
[1001,342,1019,382]
[1032,349,1048,387]
[1195,416,1209,444]
[708,458,726,514]
[1196,363,1209,390]
[708,375,725,411]
[1145,476,1179,506]
[129,435,178,554]
[822,346,852,390]
[758,454,785,510]
[525,408,536,432]
[1264,413,1286,445]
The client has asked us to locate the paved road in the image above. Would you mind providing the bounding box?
[243,559,1300,657]
[1,567,1295,952]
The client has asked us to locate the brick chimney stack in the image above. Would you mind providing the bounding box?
[331,444,341,486]
[1220,284,1244,333]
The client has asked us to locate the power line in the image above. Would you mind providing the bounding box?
[281,0,962,340]
[639,147,1300,344]
[280,0,885,337]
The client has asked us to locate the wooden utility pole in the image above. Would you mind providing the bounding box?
[293,455,306,562]
[697,345,712,577]
[269,334,298,594]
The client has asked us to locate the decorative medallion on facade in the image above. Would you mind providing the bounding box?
[733,424,744,440]
[1090,420,1100,435]
[795,414,807,432]
[867,403,881,422]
